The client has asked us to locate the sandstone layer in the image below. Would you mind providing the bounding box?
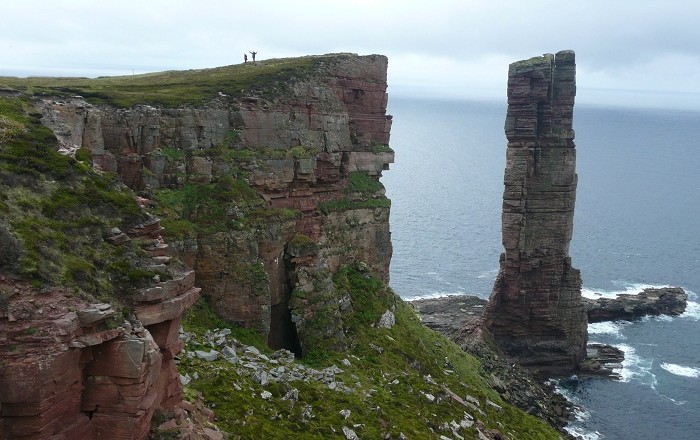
[0,218,201,439]
[480,50,587,374]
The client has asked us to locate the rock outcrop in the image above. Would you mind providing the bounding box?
[584,287,687,322]
[480,51,587,374]
[0,218,201,439]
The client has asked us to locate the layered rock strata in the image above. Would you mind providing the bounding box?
[0,218,201,439]
[481,51,587,374]
[35,54,394,352]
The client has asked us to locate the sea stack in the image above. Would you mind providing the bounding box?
[482,50,587,374]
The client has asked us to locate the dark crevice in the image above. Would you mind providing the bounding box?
[267,254,302,356]
[269,299,302,356]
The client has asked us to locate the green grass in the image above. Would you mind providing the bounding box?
[345,171,385,194]
[179,265,561,439]
[288,233,316,248]
[316,171,389,214]
[0,97,72,179]
[369,144,394,154]
[318,196,391,214]
[0,95,159,299]
[0,54,357,108]
[152,177,300,241]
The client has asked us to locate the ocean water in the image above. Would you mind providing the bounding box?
[383,96,700,439]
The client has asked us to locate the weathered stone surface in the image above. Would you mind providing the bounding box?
[134,270,196,303]
[480,51,587,374]
[377,309,395,329]
[584,287,687,322]
[578,343,625,378]
[0,219,197,439]
[410,295,487,337]
[77,304,116,326]
[134,286,201,326]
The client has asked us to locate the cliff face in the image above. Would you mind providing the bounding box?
[0,219,201,439]
[0,54,393,439]
[482,51,587,374]
[36,54,393,352]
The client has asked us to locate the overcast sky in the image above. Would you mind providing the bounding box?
[2,0,699,109]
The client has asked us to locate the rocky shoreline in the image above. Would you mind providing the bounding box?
[411,296,575,430]
[409,288,687,433]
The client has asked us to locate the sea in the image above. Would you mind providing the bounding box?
[382,96,700,440]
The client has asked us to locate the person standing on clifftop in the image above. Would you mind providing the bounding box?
[244,53,247,63]
[250,51,257,62]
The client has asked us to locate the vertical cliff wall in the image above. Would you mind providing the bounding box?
[482,51,587,374]
[35,54,394,354]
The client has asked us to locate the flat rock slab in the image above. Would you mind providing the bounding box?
[409,295,487,337]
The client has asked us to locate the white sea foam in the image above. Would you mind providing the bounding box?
[617,344,656,387]
[551,379,598,439]
[681,300,700,321]
[651,314,674,322]
[406,291,468,301]
[660,362,700,378]
[476,268,499,279]
[581,281,672,300]
[587,321,627,339]
[564,425,601,440]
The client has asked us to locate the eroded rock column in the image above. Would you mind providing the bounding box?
[482,50,587,374]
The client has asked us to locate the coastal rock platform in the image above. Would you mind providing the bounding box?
[409,295,487,338]
[584,287,687,322]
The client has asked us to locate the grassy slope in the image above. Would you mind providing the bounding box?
[0,95,158,301]
[179,266,560,439]
[0,55,337,108]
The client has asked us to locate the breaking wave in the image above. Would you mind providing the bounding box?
[587,321,628,340]
[581,281,672,300]
[660,362,700,378]
[617,344,656,386]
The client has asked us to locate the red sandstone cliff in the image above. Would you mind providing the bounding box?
[0,218,202,439]
[0,55,394,440]
[481,51,588,374]
[35,54,394,355]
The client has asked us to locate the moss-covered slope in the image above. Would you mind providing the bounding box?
[0,95,159,301]
[176,265,562,439]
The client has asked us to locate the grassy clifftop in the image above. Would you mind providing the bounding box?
[0,54,353,108]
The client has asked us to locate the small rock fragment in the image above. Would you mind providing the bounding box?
[342,426,359,440]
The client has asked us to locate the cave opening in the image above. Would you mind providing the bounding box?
[265,251,303,357]
[268,299,302,357]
